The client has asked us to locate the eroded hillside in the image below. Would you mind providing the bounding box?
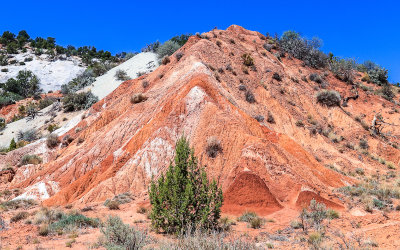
[2,25,400,249]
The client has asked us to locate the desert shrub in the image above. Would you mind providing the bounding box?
[100,216,149,250]
[38,224,50,236]
[21,154,42,165]
[245,90,256,103]
[272,72,281,81]
[113,192,132,204]
[238,211,264,229]
[170,34,192,46]
[249,217,264,229]
[175,52,184,61]
[355,168,365,175]
[241,53,254,66]
[62,91,98,112]
[115,69,131,81]
[149,136,223,234]
[130,93,147,104]
[290,220,303,229]
[137,206,147,214]
[46,133,59,148]
[309,73,323,83]
[238,85,247,91]
[299,199,327,232]
[359,139,369,149]
[161,56,170,65]
[380,85,394,101]
[206,136,222,158]
[329,58,356,83]
[106,200,120,210]
[263,43,274,52]
[267,111,275,123]
[279,31,327,68]
[254,115,264,122]
[61,69,95,94]
[17,128,38,142]
[47,124,59,133]
[0,91,23,108]
[316,90,341,107]
[49,212,100,234]
[296,120,304,127]
[142,80,149,88]
[238,211,258,222]
[141,41,160,52]
[326,209,339,219]
[11,211,29,222]
[219,217,235,232]
[359,61,388,86]
[156,41,180,58]
[62,135,74,146]
[33,207,64,225]
[0,199,36,211]
[38,97,54,110]
[26,103,40,120]
[308,232,323,249]
[90,61,116,77]
[159,228,260,250]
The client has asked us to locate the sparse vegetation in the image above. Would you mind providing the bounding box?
[316,90,341,107]
[105,200,120,210]
[17,128,39,142]
[100,216,149,250]
[206,136,222,158]
[115,69,131,81]
[241,53,254,66]
[245,90,256,103]
[156,41,180,58]
[20,154,42,165]
[238,211,265,229]
[46,133,59,148]
[62,91,98,112]
[130,93,147,104]
[279,31,327,68]
[309,73,323,84]
[11,211,29,222]
[0,199,36,211]
[272,72,281,81]
[329,58,356,83]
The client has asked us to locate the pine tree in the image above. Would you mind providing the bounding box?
[149,136,223,234]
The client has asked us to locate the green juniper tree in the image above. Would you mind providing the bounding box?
[149,136,223,234]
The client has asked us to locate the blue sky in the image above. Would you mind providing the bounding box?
[1,0,399,82]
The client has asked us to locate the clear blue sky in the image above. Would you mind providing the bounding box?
[1,0,399,82]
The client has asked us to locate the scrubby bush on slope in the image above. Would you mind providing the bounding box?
[279,31,327,68]
[156,41,181,59]
[62,91,98,112]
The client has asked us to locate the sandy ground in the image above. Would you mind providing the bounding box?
[84,52,158,99]
[0,50,85,92]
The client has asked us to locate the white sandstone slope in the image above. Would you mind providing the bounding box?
[84,52,158,99]
[0,49,85,92]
